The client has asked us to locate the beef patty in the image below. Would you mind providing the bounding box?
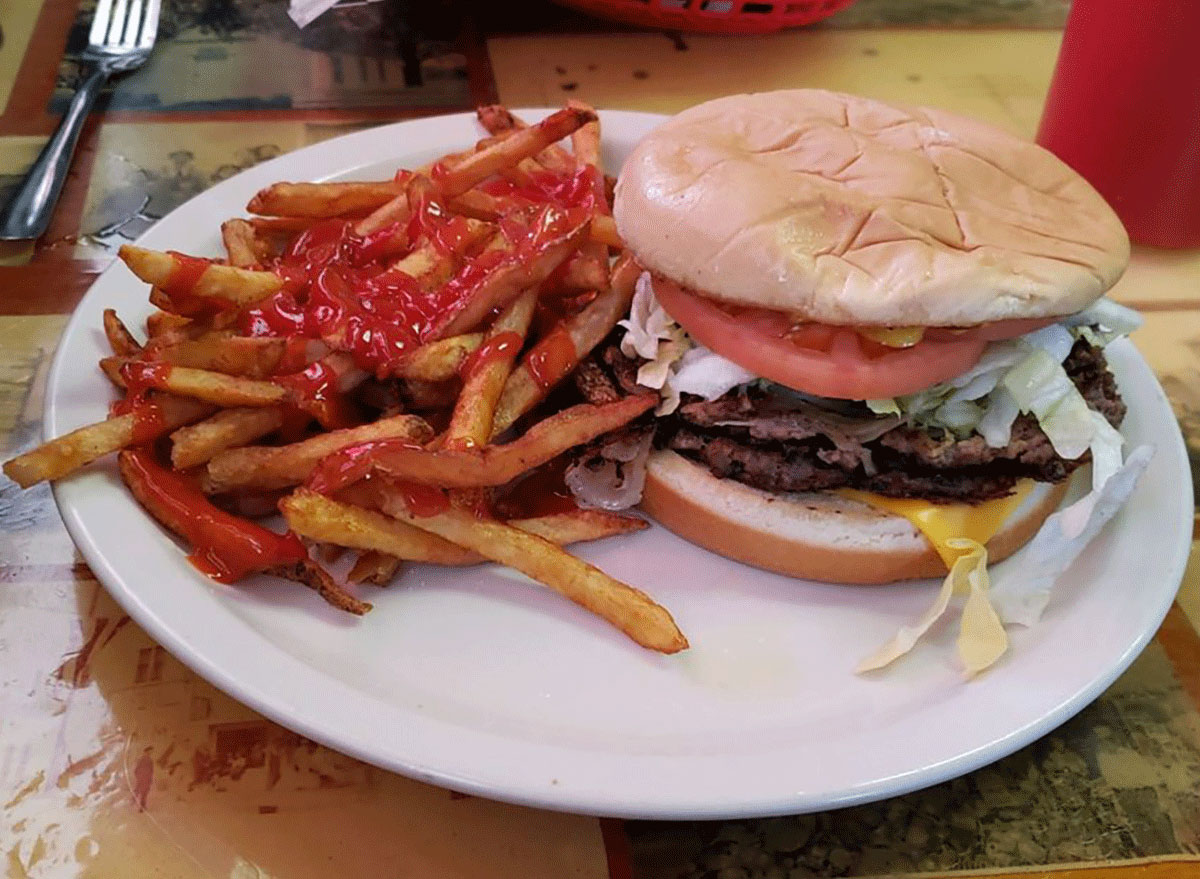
[574,339,1125,503]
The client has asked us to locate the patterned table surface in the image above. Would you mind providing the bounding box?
[3,2,1200,877]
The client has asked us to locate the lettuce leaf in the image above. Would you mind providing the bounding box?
[619,273,755,414]
[1063,297,1144,347]
[857,446,1153,677]
[989,445,1153,626]
[856,539,1007,675]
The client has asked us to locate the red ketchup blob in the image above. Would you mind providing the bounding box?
[526,329,576,390]
[458,331,523,382]
[123,450,308,582]
[237,169,590,378]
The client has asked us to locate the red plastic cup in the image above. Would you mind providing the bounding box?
[1036,1,1200,248]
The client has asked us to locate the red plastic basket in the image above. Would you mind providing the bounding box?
[555,0,857,34]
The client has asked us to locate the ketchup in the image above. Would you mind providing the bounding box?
[120,360,171,398]
[458,331,523,382]
[480,167,605,215]
[305,440,450,517]
[237,182,586,379]
[160,252,212,300]
[406,195,474,257]
[276,358,360,431]
[429,205,587,340]
[111,361,174,444]
[241,224,434,376]
[305,438,421,495]
[158,253,240,317]
[526,329,576,390]
[492,456,579,519]
[276,337,312,374]
[123,450,308,582]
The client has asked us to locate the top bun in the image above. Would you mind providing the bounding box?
[613,89,1129,327]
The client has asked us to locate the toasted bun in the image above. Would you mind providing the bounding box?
[640,449,1071,584]
[614,89,1129,327]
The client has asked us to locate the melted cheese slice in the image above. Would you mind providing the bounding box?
[839,481,1033,569]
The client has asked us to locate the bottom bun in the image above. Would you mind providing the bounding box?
[640,449,1072,585]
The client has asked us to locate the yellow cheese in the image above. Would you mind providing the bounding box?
[838,481,1034,569]
[856,326,926,348]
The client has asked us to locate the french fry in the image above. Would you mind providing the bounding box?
[375,489,686,653]
[145,310,192,339]
[248,216,319,234]
[99,357,126,389]
[348,550,402,585]
[279,351,370,431]
[492,254,639,435]
[170,406,286,469]
[125,362,292,408]
[390,333,483,382]
[221,219,268,267]
[375,395,655,488]
[447,188,508,221]
[434,106,596,197]
[444,289,537,449]
[283,487,472,564]
[567,99,602,169]
[119,245,283,314]
[247,181,401,218]
[281,489,646,568]
[155,335,311,378]
[450,189,617,249]
[560,243,610,291]
[387,218,492,289]
[591,215,621,249]
[434,211,590,338]
[103,309,142,356]
[2,102,692,643]
[354,189,412,238]
[276,558,372,615]
[513,509,648,545]
[3,395,214,487]
[205,413,434,493]
[355,173,442,239]
[476,104,576,175]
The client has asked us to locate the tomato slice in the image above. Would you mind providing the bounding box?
[651,276,1002,400]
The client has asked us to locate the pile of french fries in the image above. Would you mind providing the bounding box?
[3,104,687,654]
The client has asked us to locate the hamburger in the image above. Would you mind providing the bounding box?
[569,89,1142,585]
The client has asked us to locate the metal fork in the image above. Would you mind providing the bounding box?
[0,0,160,240]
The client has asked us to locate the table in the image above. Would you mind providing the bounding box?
[2,2,1199,877]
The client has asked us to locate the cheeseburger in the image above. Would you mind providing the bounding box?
[570,89,1142,584]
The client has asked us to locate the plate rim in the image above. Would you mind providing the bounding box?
[44,109,1194,819]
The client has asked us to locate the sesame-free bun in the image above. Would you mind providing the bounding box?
[614,89,1129,327]
[640,449,1071,584]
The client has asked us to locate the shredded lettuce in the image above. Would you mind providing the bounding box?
[857,537,1010,677]
[857,446,1153,676]
[619,273,754,414]
[1062,298,1144,347]
[989,445,1153,625]
[1002,348,1095,459]
[865,300,1137,471]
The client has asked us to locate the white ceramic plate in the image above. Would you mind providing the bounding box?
[48,110,1192,819]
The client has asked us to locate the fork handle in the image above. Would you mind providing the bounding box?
[0,66,110,241]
